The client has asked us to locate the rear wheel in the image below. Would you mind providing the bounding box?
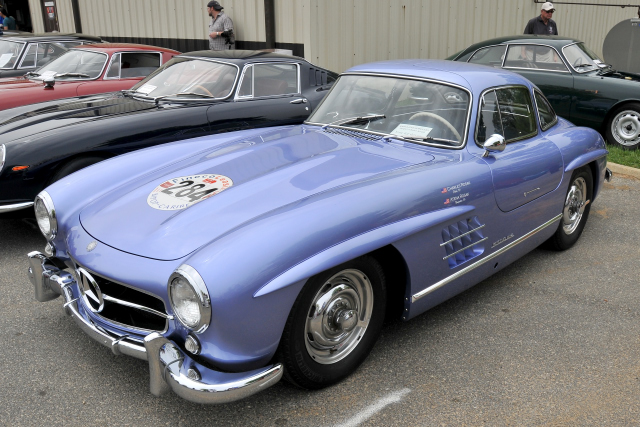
[606,103,640,150]
[278,256,386,389]
[547,166,593,251]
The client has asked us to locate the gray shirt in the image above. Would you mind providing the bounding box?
[208,11,235,50]
[524,16,558,35]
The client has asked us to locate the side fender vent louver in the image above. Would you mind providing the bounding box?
[441,216,487,268]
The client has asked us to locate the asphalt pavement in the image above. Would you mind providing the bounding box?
[0,173,638,426]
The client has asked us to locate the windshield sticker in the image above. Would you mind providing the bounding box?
[136,84,157,95]
[147,174,233,211]
[0,54,13,68]
[391,123,433,139]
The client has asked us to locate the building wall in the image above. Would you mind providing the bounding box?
[33,0,637,72]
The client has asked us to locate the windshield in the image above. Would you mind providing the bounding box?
[0,40,24,69]
[562,43,605,73]
[306,75,470,146]
[33,49,107,79]
[129,58,237,99]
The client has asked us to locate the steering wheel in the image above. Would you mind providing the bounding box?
[409,112,461,141]
[573,57,583,67]
[192,84,213,97]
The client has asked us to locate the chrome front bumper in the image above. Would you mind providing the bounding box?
[27,251,283,404]
[0,201,33,213]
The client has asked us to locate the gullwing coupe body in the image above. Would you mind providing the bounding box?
[26,60,610,404]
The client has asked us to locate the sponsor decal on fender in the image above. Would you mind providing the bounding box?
[147,174,233,211]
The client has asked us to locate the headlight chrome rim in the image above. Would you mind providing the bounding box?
[34,191,57,241]
[0,144,5,174]
[168,265,211,333]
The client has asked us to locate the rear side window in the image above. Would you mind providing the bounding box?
[534,90,558,131]
[468,45,506,68]
[477,86,537,143]
[239,63,298,97]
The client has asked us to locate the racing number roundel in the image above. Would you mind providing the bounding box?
[147,174,233,210]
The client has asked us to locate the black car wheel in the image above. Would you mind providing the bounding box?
[278,256,386,389]
[547,166,593,251]
[606,102,640,150]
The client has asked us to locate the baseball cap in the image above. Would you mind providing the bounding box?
[541,2,555,11]
[207,1,223,10]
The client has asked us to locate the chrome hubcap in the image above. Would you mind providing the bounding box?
[304,269,373,364]
[562,176,587,235]
[612,110,640,146]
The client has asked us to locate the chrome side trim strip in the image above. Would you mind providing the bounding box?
[412,214,562,303]
[440,224,486,246]
[0,201,34,213]
[103,294,174,320]
[442,237,488,260]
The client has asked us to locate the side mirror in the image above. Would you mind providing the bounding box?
[482,134,506,157]
[43,77,55,89]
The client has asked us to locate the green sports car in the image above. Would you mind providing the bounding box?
[448,35,640,150]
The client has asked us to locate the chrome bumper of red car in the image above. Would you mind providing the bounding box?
[26,251,283,404]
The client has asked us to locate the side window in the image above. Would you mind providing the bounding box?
[477,90,501,144]
[468,46,506,68]
[496,87,536,141]
[238,65,253,97]
[119,52,161,78]
[253,63,298,97]
[19,43,37,68]
[105,53,120,78]
[535,90,557,130]
[504,45,567,71]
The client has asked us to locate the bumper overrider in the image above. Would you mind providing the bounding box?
[27,251,283,404]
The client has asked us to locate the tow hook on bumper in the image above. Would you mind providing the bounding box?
[26,251,283,404]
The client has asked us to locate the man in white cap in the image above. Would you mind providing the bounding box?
[524,2,558,35]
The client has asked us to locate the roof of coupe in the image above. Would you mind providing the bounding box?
[1,33,103,43]
[346,59,534,93]
[177,49,305,62]
[453,35,584,58]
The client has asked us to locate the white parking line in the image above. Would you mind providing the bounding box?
[334,388,411,427]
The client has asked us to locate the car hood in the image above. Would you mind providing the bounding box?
[79,127,437,260]
[0,93,158,136]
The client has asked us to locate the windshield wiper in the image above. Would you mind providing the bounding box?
[323,114,386,129]
[574,64,595,69]
[597,66,616,76]
[400,136,459,145]
[54,72,90,78]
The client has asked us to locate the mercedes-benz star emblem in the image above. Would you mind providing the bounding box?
[77,267,104,313]
[87,241,97,252]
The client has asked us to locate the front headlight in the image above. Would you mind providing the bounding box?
[168,265,211,333]
[34,191,57,241]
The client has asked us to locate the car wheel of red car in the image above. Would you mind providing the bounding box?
[50,156,105,184]
[547,166,593,251]
[606,103,640,150]
[279,256,386,389]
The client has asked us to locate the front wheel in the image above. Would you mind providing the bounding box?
[606,103,640,150]
[278,256,386,389]
[547,166,593,251]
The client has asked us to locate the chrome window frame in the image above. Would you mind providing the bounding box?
[475,84,539,147]
[235,61,301,100]
[503,43,570,74]
[17,41,41,69]
[104,51,164,80]
[0,40,26,70]
[305,72,473,150]
[131,56,240,101]
[532,88,558,131]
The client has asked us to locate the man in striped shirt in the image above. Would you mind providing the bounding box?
[207,1,235,50]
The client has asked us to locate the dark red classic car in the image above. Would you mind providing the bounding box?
[0,43,179,111]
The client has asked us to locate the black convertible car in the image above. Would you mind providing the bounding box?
[0,50,337,213]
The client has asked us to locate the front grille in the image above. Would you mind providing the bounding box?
[77,267,169,332]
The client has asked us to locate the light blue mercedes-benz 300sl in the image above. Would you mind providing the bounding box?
[26,59,611,404]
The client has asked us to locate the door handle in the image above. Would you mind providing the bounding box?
[290,98,307,104]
